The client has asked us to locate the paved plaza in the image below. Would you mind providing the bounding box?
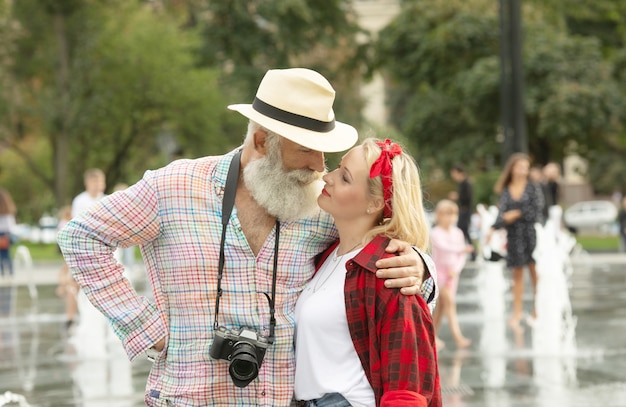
[1,250,626,406]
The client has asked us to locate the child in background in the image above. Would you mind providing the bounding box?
[56,205,79,331]
[431,199,474,350]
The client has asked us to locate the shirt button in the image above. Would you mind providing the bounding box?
[261,391,266,396]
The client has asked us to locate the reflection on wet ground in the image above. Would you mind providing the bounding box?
[1,253,626,406]
[438,253,626,407]
[0,272,151,407]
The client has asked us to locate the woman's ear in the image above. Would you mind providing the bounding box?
[368,197,385,215]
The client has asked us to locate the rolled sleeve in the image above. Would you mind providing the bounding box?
[58,171,167,361]
[414,248,438,312]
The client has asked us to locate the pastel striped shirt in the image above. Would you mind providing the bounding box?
[58,149,436,406]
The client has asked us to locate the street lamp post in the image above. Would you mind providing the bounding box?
[499,0,528,164]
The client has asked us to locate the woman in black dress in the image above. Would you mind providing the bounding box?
[487,153,540,329]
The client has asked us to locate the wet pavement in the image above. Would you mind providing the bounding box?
[1,250,626,406]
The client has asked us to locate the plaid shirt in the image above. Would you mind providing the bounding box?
[316,236,442,407]
[58,150,437,407]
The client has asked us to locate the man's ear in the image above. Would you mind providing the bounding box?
[253,129,268,155]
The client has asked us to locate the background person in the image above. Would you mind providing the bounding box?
[59,68,437,406]
[430,199,473,350]
[0,188,17,278]
[56,205,79,331]
[486,153,541,329]
[529,166,547,225]
[294,138,441,407]
[542,162,561,209]
[450,165,473,246]
[69,167,112,357]
[618,196,626,252]
[71,168,106,218]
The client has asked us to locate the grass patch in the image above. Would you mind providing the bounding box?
[575,235,620,252]
[12,242,64,262]
[12,241,142,263]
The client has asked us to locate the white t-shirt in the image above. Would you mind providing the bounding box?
[71,191,104,218]
[294,247,375,407]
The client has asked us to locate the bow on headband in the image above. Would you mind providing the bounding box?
[369,139,403,218]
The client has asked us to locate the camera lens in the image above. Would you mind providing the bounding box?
[229,342,259,387]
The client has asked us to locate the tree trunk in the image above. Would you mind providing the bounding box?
[53,11,70,206]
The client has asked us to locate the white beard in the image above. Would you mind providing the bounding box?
[243,144,323,222]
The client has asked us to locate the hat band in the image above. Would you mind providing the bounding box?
[253,97,336,133]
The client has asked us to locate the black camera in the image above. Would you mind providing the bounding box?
[209,326,270,388]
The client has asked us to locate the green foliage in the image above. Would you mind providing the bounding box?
[376,0,626,192]
[5,0,625,225]
[562,0,626,49]
[472,170,501,206]
[586,150,626,195]
[195,0,367,126]
[0,140,55,223]
[2,1,233,219]
[66,4,230,185]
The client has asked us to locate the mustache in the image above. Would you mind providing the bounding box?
[286,168,324,185]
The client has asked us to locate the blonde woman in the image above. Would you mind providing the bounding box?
[294,138,441,407]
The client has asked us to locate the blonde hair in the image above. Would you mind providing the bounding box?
[361,138,429,251]
[494,153,530,195]
[434,199,458,223]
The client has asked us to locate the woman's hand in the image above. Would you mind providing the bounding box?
[502,209,522,224]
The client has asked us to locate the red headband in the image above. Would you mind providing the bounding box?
[369,139,403,218]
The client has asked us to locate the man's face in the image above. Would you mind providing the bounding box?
[278,136,326,175]
[243,132,326,221]
[450,169,462,182]
[85,175,105,197]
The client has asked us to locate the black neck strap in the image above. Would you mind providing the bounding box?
[213,150,279,343]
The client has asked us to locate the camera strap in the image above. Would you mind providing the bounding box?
[213,149,278,343]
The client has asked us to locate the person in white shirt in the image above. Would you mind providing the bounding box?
[69,168,112,357]
[71,168,106,217]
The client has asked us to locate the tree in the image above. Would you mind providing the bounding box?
[0,1,231,220]
[184,0,369,127]
[375,0,624,178]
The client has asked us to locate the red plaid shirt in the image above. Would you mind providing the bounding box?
[316,236,442,407]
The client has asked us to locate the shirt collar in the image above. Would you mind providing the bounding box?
[350,235,391,274]
[213,148,242,201]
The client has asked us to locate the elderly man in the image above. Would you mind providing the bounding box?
[59,68,437,407]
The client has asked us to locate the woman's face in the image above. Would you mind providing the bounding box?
[512,158,530,179]
[318,145,372,221]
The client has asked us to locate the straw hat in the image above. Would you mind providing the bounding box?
[228,68,358,153]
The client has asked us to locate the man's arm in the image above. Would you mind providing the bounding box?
[375,240,438,307]
[58,173,167,361]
